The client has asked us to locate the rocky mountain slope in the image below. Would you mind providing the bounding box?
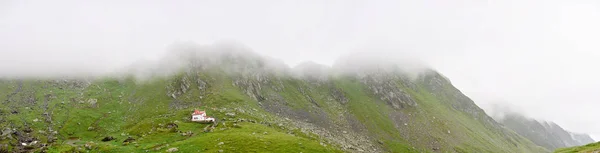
[496,112,595,151]
[0,43,547,152]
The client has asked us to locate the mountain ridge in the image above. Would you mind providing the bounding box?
[0,43,547,152]
[494,110,595,151]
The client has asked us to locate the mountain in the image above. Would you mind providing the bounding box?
[572,133,596,146]
[0,43,547,152]
[495,112,595,151]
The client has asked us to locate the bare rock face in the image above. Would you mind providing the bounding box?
[166,75,193,99]
[232,73,270,102]
[361,74,417,109]
[233,79,265,102]
[197,78,207,91]
[330,87,348,104]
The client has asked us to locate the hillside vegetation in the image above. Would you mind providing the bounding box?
[555,142,600,153]
[0,43,547,152]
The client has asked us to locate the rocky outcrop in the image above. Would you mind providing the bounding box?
[232,74,267,102]
[330,87,348,104]
[166,75,193,99]
[361,74,417,109]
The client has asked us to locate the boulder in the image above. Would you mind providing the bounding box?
[166,147,179,152]
[101,136,115,142]
[123,137,136,144]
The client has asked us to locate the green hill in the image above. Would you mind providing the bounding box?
[555,142,600,153]
[0,43,547,152]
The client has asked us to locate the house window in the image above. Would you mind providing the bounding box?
[193,117,198,120]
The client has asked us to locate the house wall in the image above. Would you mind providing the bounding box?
[192,115,205,121]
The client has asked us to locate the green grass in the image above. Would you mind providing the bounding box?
[555,142,600,153]
[0,73,340,152]
[47,122,340,153]
[0,69,547,153]
[169,122,340,153]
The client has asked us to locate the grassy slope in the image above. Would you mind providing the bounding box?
[555,142,600,153]
[331,76,545,153]
[0,72,341,153]
[0,69,545,152]
[266,72,545,152]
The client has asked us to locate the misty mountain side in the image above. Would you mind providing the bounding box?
[0,44,549,153]
[494,112,595,151]
[555,141,600,153]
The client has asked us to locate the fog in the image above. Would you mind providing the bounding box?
[2,0,600,139]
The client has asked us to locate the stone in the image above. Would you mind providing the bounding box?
[101,136,115,142]
[23,127,33,133]
[84,142,95,150]
[181,131,193,136]
[88,98,98,106]
[166,147,179,152]
[166,123,178,129]
[218,150,224,153]
[218,142,224,146]
[123,137,136,143]
[1,128,13,139]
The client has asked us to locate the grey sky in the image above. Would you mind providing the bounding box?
[2,0,600,139]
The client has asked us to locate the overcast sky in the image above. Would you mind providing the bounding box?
[2,0,600,139]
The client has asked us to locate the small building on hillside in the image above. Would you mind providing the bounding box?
[191,109,215,123]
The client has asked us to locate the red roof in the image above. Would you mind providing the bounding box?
[192,110,205,115]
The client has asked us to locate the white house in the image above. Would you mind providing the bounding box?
[191,109,215,123]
